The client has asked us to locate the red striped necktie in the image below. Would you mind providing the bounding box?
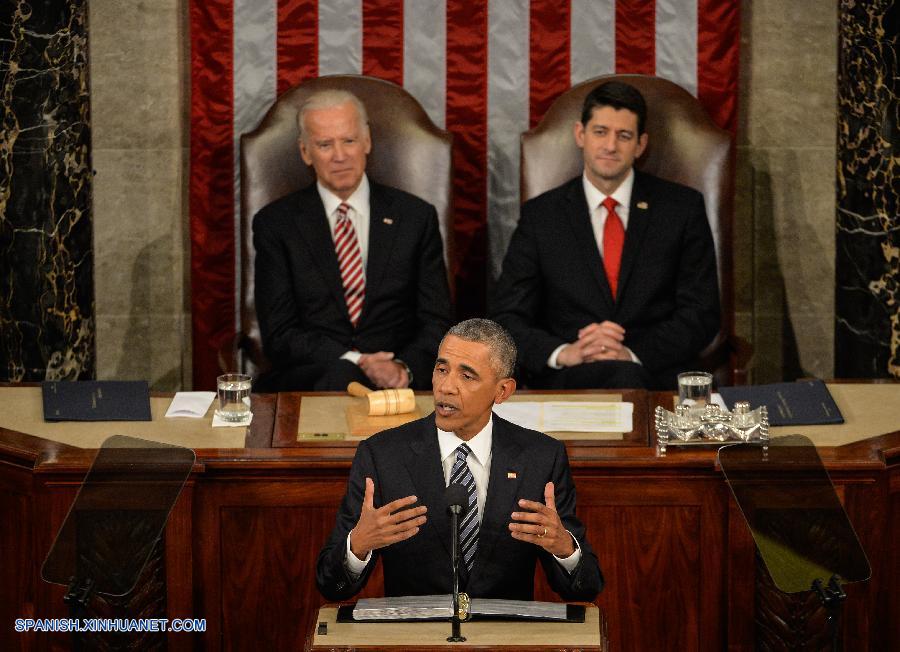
[334,202,365,327]
[601,196,625,299]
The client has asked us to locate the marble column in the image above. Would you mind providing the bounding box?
[0,0,94,381]
[835,0,900,378]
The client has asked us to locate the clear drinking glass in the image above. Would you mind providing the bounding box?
[677,371,713,413]
[215,373,252,422]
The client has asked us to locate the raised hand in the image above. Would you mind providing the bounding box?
[508,482,575,558]
[349,477,427,559]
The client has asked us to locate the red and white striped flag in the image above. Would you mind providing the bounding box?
[190,0,740,389]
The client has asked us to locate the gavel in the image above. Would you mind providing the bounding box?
[347,382,417,416]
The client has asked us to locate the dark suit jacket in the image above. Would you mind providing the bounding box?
[252,182,452,388]
[316,413,603,602]
[491,172,720,388]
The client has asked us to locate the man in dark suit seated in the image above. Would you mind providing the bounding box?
[316,319,603,601]
[253,89,452,391]
[491,81,720,390]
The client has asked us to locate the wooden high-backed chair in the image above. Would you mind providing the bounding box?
[520,74,749,384]
[228,75,454,375]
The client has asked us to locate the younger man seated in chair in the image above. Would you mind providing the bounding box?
[491,81,720,390]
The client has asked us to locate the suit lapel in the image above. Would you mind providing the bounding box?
[616,171,654,303]
[564,180,616,311]
[358,184,399,325]
[403,414,452,558]
[295,187,349,320]
[469,415,525,580]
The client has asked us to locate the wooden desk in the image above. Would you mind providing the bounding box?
[1,386,898,651]
[306,604,607,651]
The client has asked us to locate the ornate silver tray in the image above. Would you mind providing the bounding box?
[655,402,769,453]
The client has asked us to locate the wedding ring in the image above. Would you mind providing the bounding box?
[539,526,547,538]
[600,345,608,353]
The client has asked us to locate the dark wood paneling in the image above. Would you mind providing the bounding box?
[0,465,34,652]
[2,389,899,651]
[891,467,900,649]
[573,477,726,652]
[220,506,334,650]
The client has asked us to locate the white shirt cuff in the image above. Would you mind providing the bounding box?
[342,350,363,364]
[625,347,641,365]
[553,531,583,573]
[344,529,372,577]
[548,344,568,370]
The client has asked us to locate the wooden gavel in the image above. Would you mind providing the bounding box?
[347,382,417,416]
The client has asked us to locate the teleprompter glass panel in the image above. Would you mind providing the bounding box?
[42,435,195,596]
[718,434,870,593]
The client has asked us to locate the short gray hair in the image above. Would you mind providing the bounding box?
[296,89,370,142]
[443,319,517,379]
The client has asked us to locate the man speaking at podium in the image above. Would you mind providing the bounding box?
[317,319,602,602]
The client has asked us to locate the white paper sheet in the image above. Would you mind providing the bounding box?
[494,401,632,432]
[165,392,216,418]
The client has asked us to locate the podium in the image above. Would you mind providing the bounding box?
[306,604,608,651]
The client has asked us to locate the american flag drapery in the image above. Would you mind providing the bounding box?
[189,0,740,389]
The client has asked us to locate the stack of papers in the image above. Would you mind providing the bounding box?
[494,401,633,432]
[352,595,571,621]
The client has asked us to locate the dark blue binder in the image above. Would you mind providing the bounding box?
[718,379,844,426]
[41,381,152,422]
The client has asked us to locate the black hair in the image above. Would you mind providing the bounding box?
[580,81,648,135]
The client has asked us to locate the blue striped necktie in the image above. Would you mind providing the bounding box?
[449,443,479,574]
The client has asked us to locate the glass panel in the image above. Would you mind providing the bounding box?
[42,435,195,596]
[718,435,870,593]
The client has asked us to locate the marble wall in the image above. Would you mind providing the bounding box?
[835,0,900,378]
[735,0,838,382]
[82,2,843,389]
[89,0,190,390]
[1,0,95,381]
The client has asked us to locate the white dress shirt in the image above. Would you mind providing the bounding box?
[317,175,371,364]
[547,170,640,368]
[583,169,634,256]
[345,416,581,576]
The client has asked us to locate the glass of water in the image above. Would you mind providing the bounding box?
[216,373,252,422]
[677,371,713,413]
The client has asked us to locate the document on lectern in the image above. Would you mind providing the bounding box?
[346,595,581,623]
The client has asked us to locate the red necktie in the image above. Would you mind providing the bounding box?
[334,202,365,327]
[601,196,625,298]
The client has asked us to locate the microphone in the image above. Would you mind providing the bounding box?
[445,483,468,515]
[444,483,468,642]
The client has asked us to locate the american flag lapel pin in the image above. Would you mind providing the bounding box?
[507,471,517,479]
[383,217,394,225]
[637,201,649,210]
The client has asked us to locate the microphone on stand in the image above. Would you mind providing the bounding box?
[445,483,468,642]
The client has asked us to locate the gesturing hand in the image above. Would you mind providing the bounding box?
[349,477,427,559]
[508,482,576,558]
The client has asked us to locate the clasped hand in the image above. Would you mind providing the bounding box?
[358,351,409,388]
[557,321,629,366]
[508,482,575,558]
[349,477,427,559]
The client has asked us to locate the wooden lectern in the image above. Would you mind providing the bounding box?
[305,604,608,651]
